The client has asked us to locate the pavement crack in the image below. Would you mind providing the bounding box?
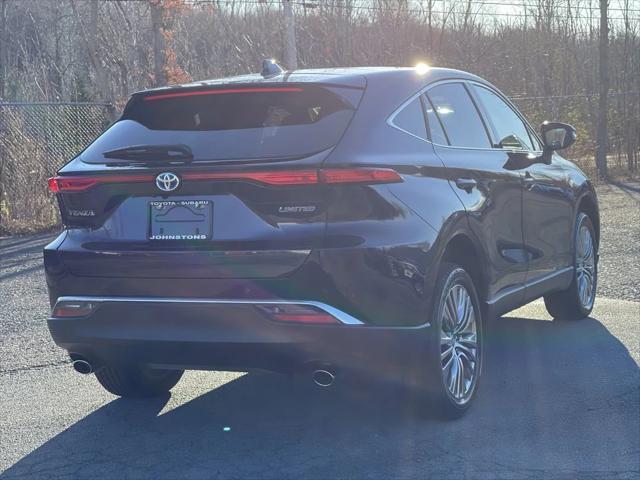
[0,360,70,375]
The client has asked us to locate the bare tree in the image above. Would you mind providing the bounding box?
[283,0,297,69]
[0,0,6,99]
[0,0,637,176]
[596,0,609,178]
[150,0,167,87]
[71,1,112,101]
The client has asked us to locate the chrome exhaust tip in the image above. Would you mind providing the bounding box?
[312,369,335,387]
[72,359,93,375]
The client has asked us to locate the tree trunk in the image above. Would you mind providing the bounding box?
[596,0,609,179]
[71,1,111,102]
[0,0,5,232]
[283,0,297,70]
[0,0,6,100]
[150,1,166,87]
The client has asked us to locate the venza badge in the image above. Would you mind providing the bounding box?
[155,172,180,192]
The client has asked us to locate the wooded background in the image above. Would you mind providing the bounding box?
[0,0,638,233]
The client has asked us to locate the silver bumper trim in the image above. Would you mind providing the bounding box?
[54,296,365,325]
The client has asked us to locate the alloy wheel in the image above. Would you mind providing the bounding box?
[576,220,596,310]
[440,284,479,404]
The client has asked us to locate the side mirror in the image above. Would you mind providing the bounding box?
[497,134,528,150]
[540,122,577,151]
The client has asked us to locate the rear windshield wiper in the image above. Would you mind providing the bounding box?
[103,144,194,163]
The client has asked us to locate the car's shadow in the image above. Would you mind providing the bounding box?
[3,315,639,479]
[0,233,56,281]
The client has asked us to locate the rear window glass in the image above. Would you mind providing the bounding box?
[81,85,363,163]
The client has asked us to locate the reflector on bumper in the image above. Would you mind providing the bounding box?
[256,304,340,324]
[52,301,97,318]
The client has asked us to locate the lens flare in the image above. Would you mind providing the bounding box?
[415,63,430,74]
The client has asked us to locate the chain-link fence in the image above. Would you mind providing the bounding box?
[0,102,114,235]
[0,96,637,236]
[513,94,640,175]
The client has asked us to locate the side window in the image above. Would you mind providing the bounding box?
[422,95,449,145]
[391,97,428,140]
[472,85,534,151]
[426,83,491,148]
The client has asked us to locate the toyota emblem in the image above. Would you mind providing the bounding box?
[155,172,180,192]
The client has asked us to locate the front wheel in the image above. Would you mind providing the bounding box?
[421,263,483,419]
[544,212,598,320]
[95,364,184,398]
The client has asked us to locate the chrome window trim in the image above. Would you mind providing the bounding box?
[54,295,365,325]
[387,78,545,154]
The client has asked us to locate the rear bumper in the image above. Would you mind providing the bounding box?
[48,296,431,380]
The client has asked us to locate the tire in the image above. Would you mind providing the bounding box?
[421,262,483,419]
[544,212,598,321]
[95,364,184,398]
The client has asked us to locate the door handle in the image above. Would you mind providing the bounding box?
[455,178,477,193]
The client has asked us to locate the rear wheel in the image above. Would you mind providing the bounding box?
[544,212,597,320]
[422,263,483,419]
[95,364,183,398]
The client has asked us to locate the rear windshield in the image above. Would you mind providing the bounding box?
[81,85,363,164]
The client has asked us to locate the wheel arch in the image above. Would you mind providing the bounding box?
[439,232,489,304]
[577,193,600,247]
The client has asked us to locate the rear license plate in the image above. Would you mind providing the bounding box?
[149,200,212,241]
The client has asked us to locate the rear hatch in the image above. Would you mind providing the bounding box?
[51,81,365,279]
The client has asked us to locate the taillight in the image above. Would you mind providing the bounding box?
[182,170,319,185]
[48,174,154,193]
[48,168,401,192]
[320,168,402,184]
[48,176,91,193]
[181,168,402,186]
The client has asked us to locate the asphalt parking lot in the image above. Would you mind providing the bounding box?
[1,183,639,479]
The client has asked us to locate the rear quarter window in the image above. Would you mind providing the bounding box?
[390,97,428,140]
